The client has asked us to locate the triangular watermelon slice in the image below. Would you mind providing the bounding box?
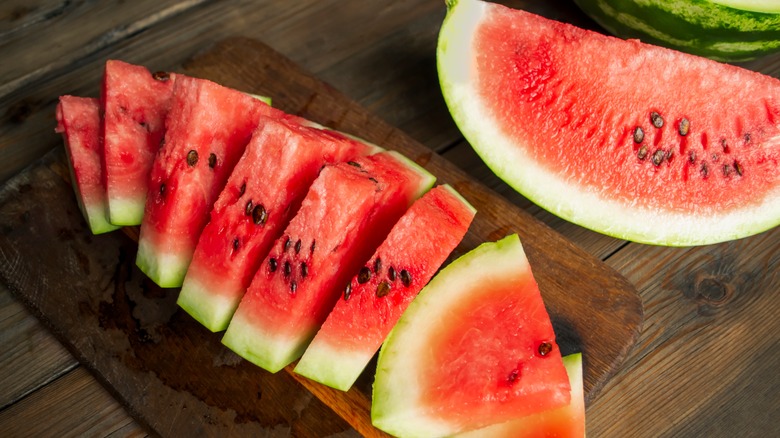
[136,76,281,288]
[437,0,780,246]
[177,114,378,332]
[371,234,570,437]
[295,184,476,391]
[222,151,436,373]
[101,60,176,226]
[55,96,119,235]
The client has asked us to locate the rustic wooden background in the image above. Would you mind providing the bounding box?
[1,0,778,437]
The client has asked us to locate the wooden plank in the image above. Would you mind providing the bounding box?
[0,285,77,408]
[0,367,149,438]
[587,232,780,437]
[0,37,642,436]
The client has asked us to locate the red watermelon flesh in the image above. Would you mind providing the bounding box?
[177,114,378,332]
[455,353,585,438]
[136,76,281,288]
[55,96,119,235]
[371,234,570,437]
[438,0,780,245]
[294,184,476,391]
[101,60,176,226]
[222,151,436,373]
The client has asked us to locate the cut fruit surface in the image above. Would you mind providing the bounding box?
[295,184,475,391]
[438,0,780,246]
[101,60,176,226]
[55,96,119,235]
[222,151,435,373]
[178,114,377,332]
[372,234,570,437]
[136,76,280,288]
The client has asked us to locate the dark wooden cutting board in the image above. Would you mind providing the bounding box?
[0,37,642,437]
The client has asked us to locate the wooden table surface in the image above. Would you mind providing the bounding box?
[1,0,778,437]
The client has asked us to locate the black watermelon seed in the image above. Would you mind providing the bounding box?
[300,262,308,278]
[369,177,379,184]
[650,111,664,128]
[294,239,302,254]
[688,151,697,164]
[344,283,352,301]
[152,71,170,81]
[159,183,166,196]
[374,257,382,274]
[239,182,246,196]
[310,240,316,254]
[637,145,648,160]
[358,267,371,284]
[252,204,267,225]
[701,162,709,178]
[633,127,644,144]
[734,161,743,176]
[400,269,412,287]
[506,368,520,385]
[388,267,396,281]
[269,258,277,273]
[186,150,198,167]
[284,236,291,251]
[245,200,253,216]
[678,118,690,136]
[722,164,732,177]
[376,281,391,298]
[347,161,362,168]
[290,281,297,294]
[208,153,217,169]
[651,150,665,166]
[232,237,239,251]
[744,133,752,143]
[538,342,553,356]
[283,261,291,277]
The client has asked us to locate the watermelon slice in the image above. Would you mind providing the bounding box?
[101,60,176,226]
[55,96,119,235]
[177,114,378,332]
[136,76,280,288]
[371,234,570,437]
[437,0,780,246]
[455,353,586,438]
[294,184,476,391]
[222,151,436,373]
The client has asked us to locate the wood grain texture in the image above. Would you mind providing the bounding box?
[0,37,641,436]
[590,233,780,437]
[0,367,149,438]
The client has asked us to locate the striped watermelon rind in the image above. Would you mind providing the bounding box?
[573,0,780,61]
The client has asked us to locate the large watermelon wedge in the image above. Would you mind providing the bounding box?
[294,184,476,391]
[222,151,436,373]
[437,0,780,246]
[101,60,176,226]
[55,96,119,235]
[177,114,377,332]
[136,76,280,288]
[371,234,570,437]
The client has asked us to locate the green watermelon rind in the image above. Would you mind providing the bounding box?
[176,276,239,332]
[135,230,191,288]
[64,153,120,235]
[294,184,475,392]
[437,0,780,246]
[572,0,780,61]
[371,234,533,436]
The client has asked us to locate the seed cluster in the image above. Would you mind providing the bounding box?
[343,256,414,301]
[631,111,746,179]
[267,235,315,295]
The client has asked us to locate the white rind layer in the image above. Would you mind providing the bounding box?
[371,234,530,437]
[107,194,145,226]
[294,340,374,391]
[437,0,780,246]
